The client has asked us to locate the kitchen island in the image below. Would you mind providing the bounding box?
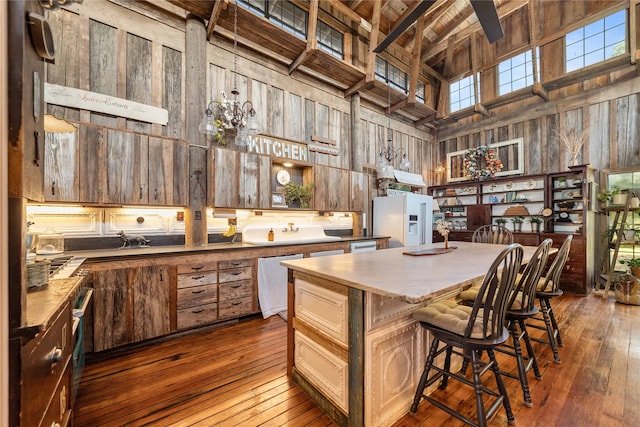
[281,241,538,427]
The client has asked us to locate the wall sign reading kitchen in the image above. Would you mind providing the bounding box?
[246,135,309,162]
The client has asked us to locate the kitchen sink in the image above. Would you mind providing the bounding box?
[242,224,341,245]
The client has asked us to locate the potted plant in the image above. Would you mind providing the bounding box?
[528,216,543,233]
[283,181,315,208]
[597,187,619,208]
[619,258,640,278]
[511,216,524,232]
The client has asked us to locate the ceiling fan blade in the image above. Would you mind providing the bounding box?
[470,0,504,44]
[373,1,436,53]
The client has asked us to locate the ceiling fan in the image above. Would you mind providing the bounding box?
[373,0,504,53]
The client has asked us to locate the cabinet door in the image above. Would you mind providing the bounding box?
[106,130,149,205]
[315,165,349,211]
[91,267,134,352]
[44,131,78,202]
[212,149,271,208]
[148,137,188,206]
[132,265,173,342]
[43,125,105,203]
[212,148,238,207]
[350,171,369,212]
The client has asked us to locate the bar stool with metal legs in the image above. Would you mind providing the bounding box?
[410,244,523,427]
[528,235,573,363]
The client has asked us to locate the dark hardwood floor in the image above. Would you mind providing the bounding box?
[74,292,640,426]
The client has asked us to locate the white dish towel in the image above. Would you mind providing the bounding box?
[257,254,303,319]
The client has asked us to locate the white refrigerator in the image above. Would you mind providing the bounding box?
[373,193,433,248]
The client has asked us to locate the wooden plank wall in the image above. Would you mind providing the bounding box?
[435,86,640,178]
[47,0,433,188]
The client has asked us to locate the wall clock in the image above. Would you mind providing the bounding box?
[276,169,290,185]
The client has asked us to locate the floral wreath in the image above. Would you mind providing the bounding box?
[463,146,504,180]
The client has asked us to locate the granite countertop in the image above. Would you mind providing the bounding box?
[61,235,388,261]
[19,276,85,339]
[281,241,539,304]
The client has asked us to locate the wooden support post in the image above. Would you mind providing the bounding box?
[350,93,363,172]
[185,15,208,245]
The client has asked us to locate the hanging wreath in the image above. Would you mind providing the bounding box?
[463,146,504,181]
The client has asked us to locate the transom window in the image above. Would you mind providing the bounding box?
[498,50,537,96]
[450,75,476,113]
[417,81,426,104]
[238,1,344,58]
[565,9,626,73]
[317,20,343,59]
[375,57,408,94]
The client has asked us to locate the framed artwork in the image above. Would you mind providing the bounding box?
[271,192,286,207]
[446,138,524,183]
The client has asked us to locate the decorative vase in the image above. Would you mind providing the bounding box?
[631,266,640,278]
[531,222,541,233]
[612,193,628,206]
[444,235,449,249]
[513,222,522,232]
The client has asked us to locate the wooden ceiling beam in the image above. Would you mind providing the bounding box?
[289,0,319,74]
[365,0,382,81]
[407,14,426,105]
[206,0,227,41]
[326,0,371,31]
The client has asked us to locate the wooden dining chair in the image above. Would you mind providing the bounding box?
[472,224,514,244]
[527,234,573,363]
[457,239,552,407]
[410,243,523,427]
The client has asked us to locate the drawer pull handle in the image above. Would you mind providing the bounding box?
[231,262,242,266]
[191,266,205,271]
[191,309,204,314]
[232,302,241,306]
[230,284,242,289]
[48,347,63,365]
[191,289,205,294]
[192,275,205,280]
[230,271,242,276]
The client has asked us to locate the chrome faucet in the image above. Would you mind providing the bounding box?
[283,222,299,232]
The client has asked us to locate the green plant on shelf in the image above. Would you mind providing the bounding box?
[283,181,315,208]
[511,216,524,224]
[597,187,619,203]
[620,258,640,268]
[495,218,507,225]
[528,217,542,224]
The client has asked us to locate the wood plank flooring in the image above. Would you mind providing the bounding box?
[74,292,640,426]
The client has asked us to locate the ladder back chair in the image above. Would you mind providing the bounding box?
[472,224,514,245]
[410,243,524,427]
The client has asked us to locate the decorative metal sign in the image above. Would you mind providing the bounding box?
[246,135,309,162]
[44,82,169,125]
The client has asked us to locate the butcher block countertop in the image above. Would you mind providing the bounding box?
[281,241,539,304]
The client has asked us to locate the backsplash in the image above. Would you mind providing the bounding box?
[26,205,357,251]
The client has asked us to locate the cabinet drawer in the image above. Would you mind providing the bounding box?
[177,303,218,329]
[218,297,253,319]
[219,279,253,302]
[219,259,252,269]
[177,258,217,274]
[40,363,72,427]
[177,284,218,309]
[22,304,72,427]
[177,271,217,289]
[219,266,252,283]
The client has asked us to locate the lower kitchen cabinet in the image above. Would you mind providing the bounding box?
[21,303,73,427]
[90,264,173,352]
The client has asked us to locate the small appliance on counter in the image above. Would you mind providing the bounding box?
[34,227,65,255]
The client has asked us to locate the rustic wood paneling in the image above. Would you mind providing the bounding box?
[89,20,118,127]
[78,125,105,203]
[285,92,303,142]
[163,46,183,139]
[126,33,153,133]
[588,101,610,172]
[616,94,640,168]
[269,86,284,138]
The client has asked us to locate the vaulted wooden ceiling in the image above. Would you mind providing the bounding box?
[158,0,627,129]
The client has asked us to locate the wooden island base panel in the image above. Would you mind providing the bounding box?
[282,242,539,427]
